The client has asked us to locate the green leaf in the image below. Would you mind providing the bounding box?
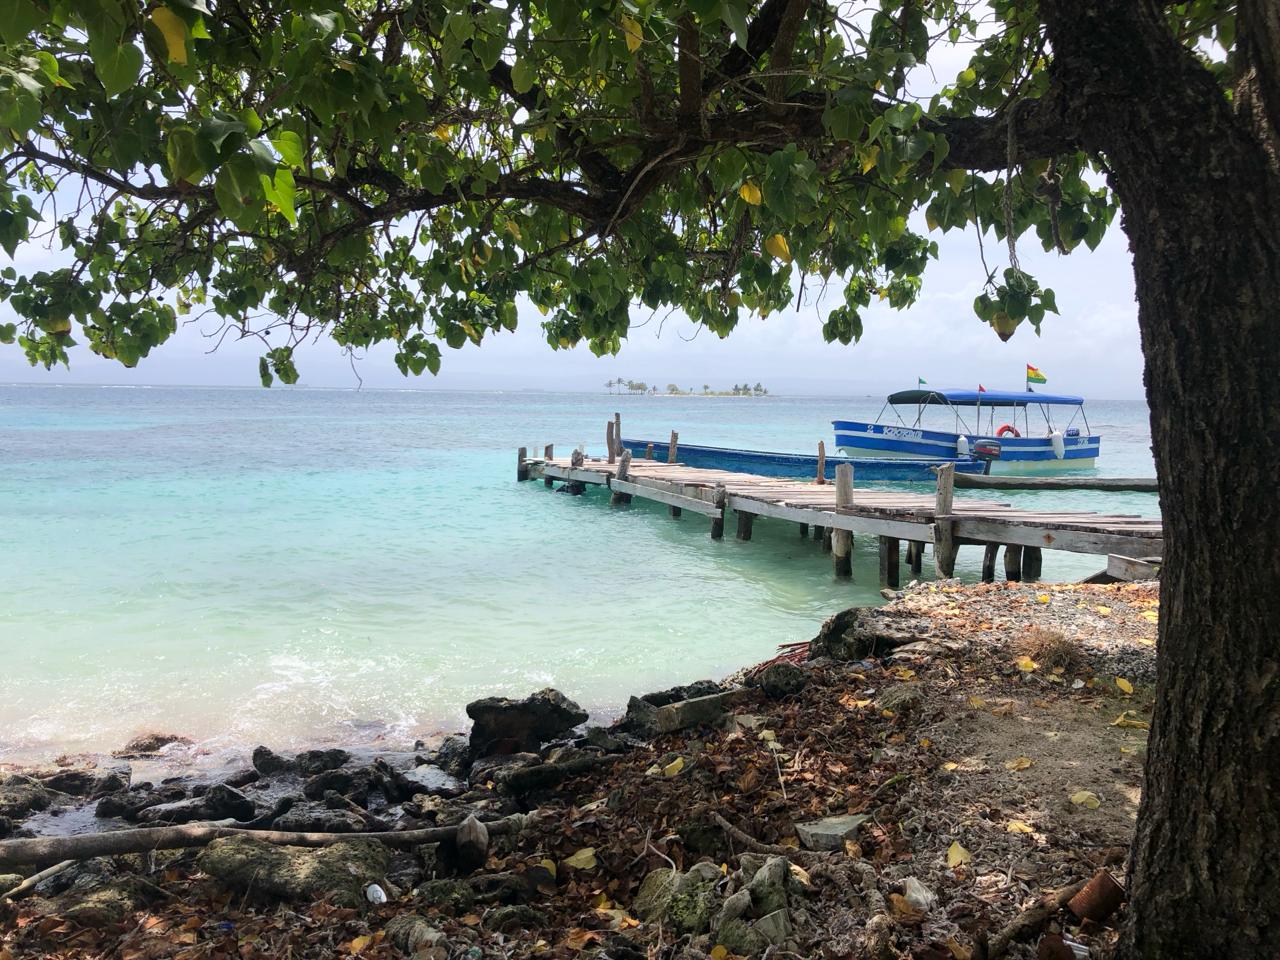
[261,166,297,225]
[150,6,189,65]
[719,1,749,51]
[0,0,44,44]
[1040,288,1059,314]
[511,58,535,95]
[214,153,265,229]
[945,168,967,196]
[270,131,305,168]
[165,126,207,184]
[89,35,143,98]
[259,355,273,387]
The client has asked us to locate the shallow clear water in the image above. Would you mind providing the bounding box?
[0,385,1157,762]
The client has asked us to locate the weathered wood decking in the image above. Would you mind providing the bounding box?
[518,446,1164,588]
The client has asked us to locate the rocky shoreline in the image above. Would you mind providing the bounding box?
[0,580,1159,959]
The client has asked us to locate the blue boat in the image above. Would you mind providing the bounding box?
[619,438,986,482]
[833,389,1101,473]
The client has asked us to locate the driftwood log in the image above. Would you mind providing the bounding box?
[0,812,534,870]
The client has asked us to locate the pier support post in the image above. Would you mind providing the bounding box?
[799,523,809,538]
[670,483,682,518]
[879,537,901,589]
[606,420,616,464]
[816,441,827,484]
[543,444,554,487]
[668,431,679,464]
[981,543,1000,583]
[614,412,622,457]
[933,463,958,578]
[565,448,586,495]
[517,447,529,481]
[1022,546,1043,581]
[644,442,654,460]
[736,510,755,541]
[812,524,822,542]
[907,541,924,575]
[609,451,632,506]
[710,484,727,540]
[1004,544,1024,582]
[822,528,833,552]
[832,463,854,578]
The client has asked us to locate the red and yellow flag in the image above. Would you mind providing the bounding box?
[1026,364,1047,385]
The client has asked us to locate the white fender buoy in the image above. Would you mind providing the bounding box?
[1050,430,1066,459]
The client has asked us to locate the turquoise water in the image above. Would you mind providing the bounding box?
[0,385,1157,762]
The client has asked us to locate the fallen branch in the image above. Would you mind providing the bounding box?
[980,878,1088,960]
[0,812,535,870]
[0,859,75,901]
[500,754,620,794]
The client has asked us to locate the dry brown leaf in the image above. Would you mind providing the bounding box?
[1006,820,1035,834]
[1070,790,1101,809]
[1004,756,1033,772]
[946,841,972,867]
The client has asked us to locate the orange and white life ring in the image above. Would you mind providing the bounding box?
[996,423,1021,438]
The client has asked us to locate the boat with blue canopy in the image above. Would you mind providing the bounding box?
[619,437,987,482]
[832,388,1101,472]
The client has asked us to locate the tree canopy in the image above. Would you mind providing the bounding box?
[3,0,1219,385]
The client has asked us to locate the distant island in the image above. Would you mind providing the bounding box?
[605,379,769,397]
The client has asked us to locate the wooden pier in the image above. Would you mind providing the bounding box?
[516,440,1163,588]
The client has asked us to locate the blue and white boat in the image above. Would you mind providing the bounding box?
[620,438,986,482]
[833,389,1101,473]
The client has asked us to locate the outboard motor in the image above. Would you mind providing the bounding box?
[972,439,1002,475]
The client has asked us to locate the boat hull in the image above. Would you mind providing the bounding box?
[620,439,985,482]
[832,420,1100,473]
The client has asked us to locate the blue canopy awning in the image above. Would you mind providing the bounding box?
[886,388,1085,407]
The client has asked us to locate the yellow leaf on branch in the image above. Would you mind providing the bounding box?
[151,7,189,64]
[764,233,792,263]
[738,182,762,205]
[621,15,643,53]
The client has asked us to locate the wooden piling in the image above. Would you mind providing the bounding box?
[609,451,633,505]
[614,412,622,457]
[644,442,654,460]
[981,543,999,583]
[816,441,827,484]
[933,462,958,578]
[668,431,679,464]
[565,448,586,494]
[710,484,727,540]
[812,524,822,542]
[799,523,809,538]
[736,510,755,541]
[879,537,901,589]
[907,540,924,575]
[543,444,554,487]
[1004,544,1024,582]
[1022,546,1043,581]
[606,420,616,464]
[517,447,529,481]
[822,528,833,552]
[669,482,682,518]
[832,463,854,578]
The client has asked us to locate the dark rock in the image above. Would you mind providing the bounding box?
[0,873,21,892]
[198,836,388,907]
[431,734,472,777]
[114,733,191,756]
[398,764,465,798]
[581,726,627,752]
[468,753,540,788]
[637,680,723,707]
[753,662,807,700]
[252,745,295,775]
[746,856,789,916]
[223,768,260,789]
[136,784,254,825]
[295,748,352,776]
[61,878,152,926]
[271,801,365,833]
[0,817,11,840]
[0,777,52,819]
[794,814,870,852]
[875,684,924,715]
[809,606,930,661]
[95,784,186,821]
[303,768,368,803]
[37,764,131,798]
[466,688,588,758]
[621,690,745,737]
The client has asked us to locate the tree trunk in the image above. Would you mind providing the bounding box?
[1040,3,1280,957]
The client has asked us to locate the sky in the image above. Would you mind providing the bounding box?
[0,216,1146,399]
